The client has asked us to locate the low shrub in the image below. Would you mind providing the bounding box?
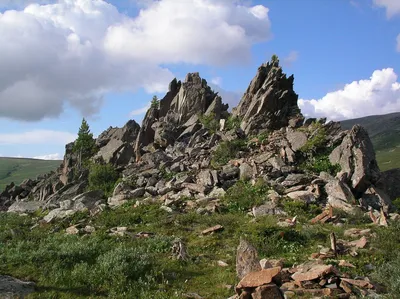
[300,153,341,175]
[299,122,327,154]
[281,198,322,222]
[199,112,219,134]
[211,139,247,168]
[225,115,241,130]
[223,180,269,213]
[88,163,120,197]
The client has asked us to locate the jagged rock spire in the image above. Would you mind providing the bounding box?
[232,58,303,134]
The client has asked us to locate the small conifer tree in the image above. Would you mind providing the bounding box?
[73,118,96,165]
[151,95,159,109]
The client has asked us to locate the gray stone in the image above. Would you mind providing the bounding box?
[281,173,310,187]
[252,202,286,217]
[236,239,261,280]
[221,164,240,179]
[0,275,35,298]
[240,162,255,181]
[329,125,380,195]
[286,190,316,203]
[130,187,146,198]
[286,129,308,151]
[197,170,215,187]
[8,201,44,214]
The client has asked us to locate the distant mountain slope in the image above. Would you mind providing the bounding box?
[340,112,400,171]
[0,158,61,192]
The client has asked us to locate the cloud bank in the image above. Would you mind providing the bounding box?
[0,130,76,145]
[0,0,271,121]
[299,68,400,120]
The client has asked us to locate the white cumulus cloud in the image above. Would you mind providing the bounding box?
[33,153,62,160]
[0,130,76,145]
[103,0,271,65]
[0,0,271,122]
[374,0,400,18]
[299,68,400,121]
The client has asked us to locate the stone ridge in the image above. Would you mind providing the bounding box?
[1,58,398,227]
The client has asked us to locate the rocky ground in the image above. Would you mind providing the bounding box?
[1,58,400,298]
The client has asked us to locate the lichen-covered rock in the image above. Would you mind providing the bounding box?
[236,239,261,280]
[329,125,380,195]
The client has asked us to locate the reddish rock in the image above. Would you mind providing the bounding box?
[348,236,368,249]
[251,283,284,299]
[341,278,374,289]
[237,268,281,289]
[292,264,334,282]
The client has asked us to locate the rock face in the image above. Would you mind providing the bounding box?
[135,73,228,158]
[233,60,303,134]
[94,119,140,166]
[330,125,380,196]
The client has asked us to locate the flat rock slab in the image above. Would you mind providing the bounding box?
[201,225,224,235]
[292,264,334,282]
[0,275,35,297]
[237,267,281,289]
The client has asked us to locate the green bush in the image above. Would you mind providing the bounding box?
[223,180,269,213]
[300,153,341,175]
[299,122,327,154]
[211,139,247,168]
[225,115,241,131]
[88,163,120,197]
[281,198,322,222]
[199,112,219,134]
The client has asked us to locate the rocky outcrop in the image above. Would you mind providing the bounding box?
[94,119,140,166]
[2,61,396,224]
[233,60,303,134]
[330,125,381,196]
[135,74,228,158]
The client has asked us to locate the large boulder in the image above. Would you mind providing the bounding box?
[95,119,140,166]
[329,125,381,196]
[232,59,303,134]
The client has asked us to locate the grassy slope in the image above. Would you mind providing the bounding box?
[0,158,61,192]
[1,200,399,298]
[340,112,400,171]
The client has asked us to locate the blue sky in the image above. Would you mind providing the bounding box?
[0,0,399,159]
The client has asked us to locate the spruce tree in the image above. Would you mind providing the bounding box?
[73,118,96,164]
[151,95,159,109]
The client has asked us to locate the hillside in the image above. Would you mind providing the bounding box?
[340,112,400,171]
[1,60,400,298]
[0,158,61,192]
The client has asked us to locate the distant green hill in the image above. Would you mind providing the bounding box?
[340,112,400,171]
[0,158,61,192]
